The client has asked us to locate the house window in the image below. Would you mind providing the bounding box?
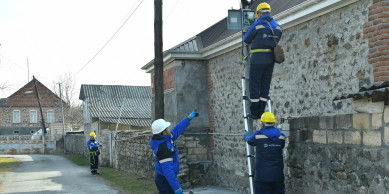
[47,110,55,123]
[13,130,20,134]
[30,110,37,123]
[13,110,20,123]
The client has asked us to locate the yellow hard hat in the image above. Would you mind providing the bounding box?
[260,112,276,123]
[90,132,96,137]
[256,2,271,18]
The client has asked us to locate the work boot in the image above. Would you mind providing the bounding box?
[258,101,267,115]
[247,113,260,120]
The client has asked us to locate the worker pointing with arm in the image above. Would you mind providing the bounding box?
[244,3,283,120]
[245,112,286,193]
[150,110,198,194]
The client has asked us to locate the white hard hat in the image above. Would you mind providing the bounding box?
[151,119,171,134]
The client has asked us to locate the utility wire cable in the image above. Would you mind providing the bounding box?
[76,0,145,75]
[0,54,51,83]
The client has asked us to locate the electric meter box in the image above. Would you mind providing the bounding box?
[227,9,255,32]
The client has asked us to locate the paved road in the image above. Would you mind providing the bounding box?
[0,155,118,194]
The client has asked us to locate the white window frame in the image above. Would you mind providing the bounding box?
[30,110,37,123]
[13,110,20,123]
[47,110,55,123]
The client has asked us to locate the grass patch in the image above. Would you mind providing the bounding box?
[0,157,19,193]
[59,154,157,193]
[100,168,158,194]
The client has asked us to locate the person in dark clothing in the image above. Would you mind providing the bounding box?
[86,132,102,175]
[150,110,198,194]
[245,112,286,194]
[243,2,283,120]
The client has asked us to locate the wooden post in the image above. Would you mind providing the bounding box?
[154,0,164,119]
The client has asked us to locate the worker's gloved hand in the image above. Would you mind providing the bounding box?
[244,130,249,141]
[187,110,198,121]
[174,188,183,194]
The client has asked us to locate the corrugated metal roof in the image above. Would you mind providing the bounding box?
[99,118,151,128]
[79,85,151,127]
[79,85,151,100]
[171,37,200,52]
[89,105,151,119]
[334,81,389,101]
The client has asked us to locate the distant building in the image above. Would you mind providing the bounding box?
[0,77,66,135]
[79,84,152,132]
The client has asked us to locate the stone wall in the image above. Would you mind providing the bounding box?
[206,0,373,191]
[286,107,389,193]
[0,135,56,154]
[207,48,251,191]
[113,130,155,178]
[64,134,86,155]
[112,130,212,188]
[271,0,373,118]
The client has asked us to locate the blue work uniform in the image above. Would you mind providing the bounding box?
[150,118,190,194]
[86,138,101,174]
[243,14,283,118]
[245,126,286,194]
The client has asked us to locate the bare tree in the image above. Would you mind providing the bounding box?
[52,73,83,131]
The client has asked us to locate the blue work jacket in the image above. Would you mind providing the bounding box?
[150,118,190,191]
[87,139,101,152]
[243,15,283,65]
[245,126,286,182]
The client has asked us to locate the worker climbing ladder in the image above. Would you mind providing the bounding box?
[227,1,275,193]
[242,34,275,192]
[241,61,272,194]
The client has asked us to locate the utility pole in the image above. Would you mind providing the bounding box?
[58,83,66,152]
[27,57,30,82]
[33,76,46,135]
[32,76,46,154]
[154,0,164,119]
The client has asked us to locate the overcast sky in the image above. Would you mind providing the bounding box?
[0,0,240,99]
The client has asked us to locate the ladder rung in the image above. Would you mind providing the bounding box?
[243,96,249,100]
[247,155,255,158]
[242,76,249,80]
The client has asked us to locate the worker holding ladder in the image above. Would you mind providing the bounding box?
[245,112,286,194]
[243,3,283,120]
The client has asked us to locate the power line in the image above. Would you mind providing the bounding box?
[76,0,145,75]
[0,54,51,83]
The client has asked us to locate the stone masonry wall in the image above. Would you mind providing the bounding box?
[207,0,373,191]
[114,130,155,179]
[207,48,250,191]
[286,106,389,193]
[113,130,212,188]
[271,0,373,118]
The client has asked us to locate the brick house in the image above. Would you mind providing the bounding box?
[0,77,65,135]
[141,0,389,192]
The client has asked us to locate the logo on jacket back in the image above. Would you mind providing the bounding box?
[263,34,278,39]
[264,143,281,148]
